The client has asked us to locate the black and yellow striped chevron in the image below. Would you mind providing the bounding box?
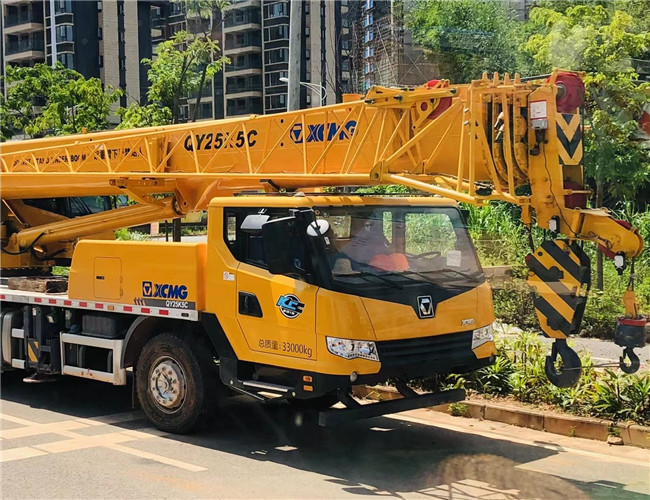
[526,240,591,339]
[556,113,583,166]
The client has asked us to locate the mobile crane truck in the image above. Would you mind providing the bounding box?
[0,70,646,433]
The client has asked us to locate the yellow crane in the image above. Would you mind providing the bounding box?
[0,70,645,432]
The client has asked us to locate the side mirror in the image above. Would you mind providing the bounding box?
[262,216,299,275]
[306,219,330,237]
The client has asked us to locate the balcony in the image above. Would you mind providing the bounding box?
[5,36,45,62]
[224,10,261,33]
[227,96,263,116]
[226,83,263,97]
[229,0,261,9]
[224,33,262,55]
[4,5,44,34]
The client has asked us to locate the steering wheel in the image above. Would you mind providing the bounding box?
[406,251,441,259]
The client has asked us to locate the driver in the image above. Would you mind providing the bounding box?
[341,215,409,272]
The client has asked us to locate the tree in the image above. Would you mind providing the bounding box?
[407,0,524,83]
[1,63,121,140]
[523,4,650,199]
[117,31,228,128]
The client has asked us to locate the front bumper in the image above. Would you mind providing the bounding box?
[307,330,494,397]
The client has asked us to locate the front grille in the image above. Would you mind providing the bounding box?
[376,331,473,366]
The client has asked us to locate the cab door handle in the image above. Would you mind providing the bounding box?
[238,292,263,317]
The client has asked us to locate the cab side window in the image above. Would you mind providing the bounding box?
[223,208,290,269]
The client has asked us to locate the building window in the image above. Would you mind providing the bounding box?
[305,26,310,37]
[118,2,124,15]
[119,57,126,70]
[364,30,374,43]
[264,2,288,19]
[55,0,72,14]
[365,0,374,9]
[56,25,73,43]
[365,46,374,58]
[98,55,104,67]
[98,27,103,40]
[266,94,287,110]
[364,14,373,27]
[264,48,289,64]
[264,25,289,42]
[305,71,310,82]
[306,94,311,105]
[119,31,125,42]
[304,3,309,14]
[305,49,310,60]
[97,0,102,12]
[57,53,74,69]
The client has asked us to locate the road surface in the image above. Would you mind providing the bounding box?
[1,372,648,499]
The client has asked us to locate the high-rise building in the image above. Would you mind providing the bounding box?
[2,0,151,119]
[151,0,354,119]
[352,0,437,92]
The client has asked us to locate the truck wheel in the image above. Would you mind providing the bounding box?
[136,332,216,433]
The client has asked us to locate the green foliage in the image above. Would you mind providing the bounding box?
[119,31,228,128]
[592,370,650,423]
[1,63,121,140]
[407,0,524,82]
[418,331,650,424]
[492,281,539,331]
[522,4,650,199]
[114,228,149,241]
[52,266,70,277]
[448,402,469,417]
[116,104,172,130]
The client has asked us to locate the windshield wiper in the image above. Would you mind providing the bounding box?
[336,271,404,290]
[400,270,447,288]
[435,268,481,280]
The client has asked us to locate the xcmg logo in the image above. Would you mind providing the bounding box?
[142,281,188,300]
[289,120,356,144]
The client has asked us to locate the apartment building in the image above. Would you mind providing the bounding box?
[152,0,354,119]
[2,0,150,116]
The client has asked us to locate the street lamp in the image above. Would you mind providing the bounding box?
[279,77,326,106]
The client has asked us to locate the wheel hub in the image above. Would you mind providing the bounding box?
[149,357,186,412]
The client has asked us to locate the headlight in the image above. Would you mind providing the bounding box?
[326,337,380,361]
[472,324,494,349]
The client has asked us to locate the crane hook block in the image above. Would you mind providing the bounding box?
[545,339,582,388]
[619,347,640,375]
[526,240,591,340]
[614,317,645,374]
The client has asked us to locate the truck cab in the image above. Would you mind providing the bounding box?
[203,195,496,399]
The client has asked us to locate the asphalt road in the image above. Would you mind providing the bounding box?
[1,372,649,499]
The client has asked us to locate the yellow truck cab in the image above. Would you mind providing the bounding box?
[63,195,496,430]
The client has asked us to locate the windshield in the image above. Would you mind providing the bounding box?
[315,205,483,289]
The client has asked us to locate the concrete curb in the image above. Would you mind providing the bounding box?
[352,385,650,449]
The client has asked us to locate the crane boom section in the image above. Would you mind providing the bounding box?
[0,70,643,258]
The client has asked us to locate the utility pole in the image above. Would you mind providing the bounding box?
[287,0,303,111]
[49,0,57,66]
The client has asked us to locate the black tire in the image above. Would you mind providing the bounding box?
[288,393,339,411]
[136,332,217,433]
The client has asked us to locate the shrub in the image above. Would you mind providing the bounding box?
[114,228,149,241]
[492,280,538,331]
[449,402,469,417]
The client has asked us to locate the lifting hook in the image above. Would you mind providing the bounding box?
[619,347,640,374]
[545,339,582,388]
